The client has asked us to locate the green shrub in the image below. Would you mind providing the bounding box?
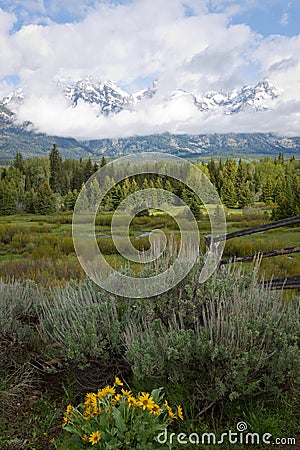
[40,284,128,364]
[0,224,24,244]
[125,266,300,413]
[0,280,44,366]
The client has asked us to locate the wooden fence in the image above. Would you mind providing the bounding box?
[205,215,300,290]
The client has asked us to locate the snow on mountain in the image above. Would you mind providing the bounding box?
[190,80,278,114]
[133,80,158,101]
[0,102,15,122]
[62,77,278,115]
[60,76,137,116]
[2,78,278,120]
[2,88,24,111]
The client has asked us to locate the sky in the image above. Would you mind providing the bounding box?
[0,0,299,139]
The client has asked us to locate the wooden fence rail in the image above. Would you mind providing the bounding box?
[258,275,300,290]
[220,246,300,265]
[204,215,300,246]
[205,215,300,290]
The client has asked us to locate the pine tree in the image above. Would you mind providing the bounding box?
[238,182,255,208]
[189,199,202,220]
[272,179,295,219]
[121,177,132,201]
[111,184,122,210]
[13,152,25,173]
[71,164,84,191]
[64,190,78,211]
[24,188,36,213]
[278,152,284,164]
[0,180,18,215]
[221,179,237,208]
[89,179,102,210]
[236,159,247,188]
[100,156,107,167]
[207,158,218,186]
[101,176,114,211]
[49,144,62,193]
[34,181,56,214]
[260,176,275,204]
[84,157,94,181]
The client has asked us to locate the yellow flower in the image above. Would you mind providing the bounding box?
[97,388,108,399]
[91,396,98,409]
[177,405,184,420]
[62,416,68,428]
[149,404,162,415]
[84,392,97,407]
[89,431,101,445]
[65,404,72,415]
[138,392,155,410]
[49,437,55,444]
[164,401,176,419]
[113,394,122,404]
[127,396,138,407]
[115,376,124,386]
[82,434,88,441]
[121,388,132,397]
[92,406,101,416]
[84,407,92,420]
[105,386,116,396]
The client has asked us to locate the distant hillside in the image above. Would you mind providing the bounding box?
[0,115,300,160]
[82,132,300,158]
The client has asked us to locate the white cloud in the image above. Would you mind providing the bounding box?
[0,0,299,137]
[280,12,289,26]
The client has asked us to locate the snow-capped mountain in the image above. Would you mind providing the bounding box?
[176,80,278,114]
[0,102,15,122]
[59,77,278,116]
[2,77,278,119]
[133,80,158,101]
[2,88,24,109]
[61,77,137,115]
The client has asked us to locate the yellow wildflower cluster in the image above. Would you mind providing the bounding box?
[60,376,183,446]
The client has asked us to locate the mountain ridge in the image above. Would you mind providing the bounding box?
[0,77,299,161]
[2,77,278,118]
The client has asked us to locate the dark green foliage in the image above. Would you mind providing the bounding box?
[34,181,56,214]
[49,144,63,193]
[237,182,255,207]
[0,180,18,215]
[64,189,79,211]
[13,152,25,173]
[100,155,107,167]
[260,175,275,204]
[0,149,299,220]
[84,156,94,181]
[221,179,237,207]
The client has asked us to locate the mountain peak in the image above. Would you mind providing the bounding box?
[62,77,134,115]
[2,77,278,120]
[2,88,24,111]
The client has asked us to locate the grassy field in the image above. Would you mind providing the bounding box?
[0,209,299,285]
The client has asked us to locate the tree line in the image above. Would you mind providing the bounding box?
[0,146,299,219]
